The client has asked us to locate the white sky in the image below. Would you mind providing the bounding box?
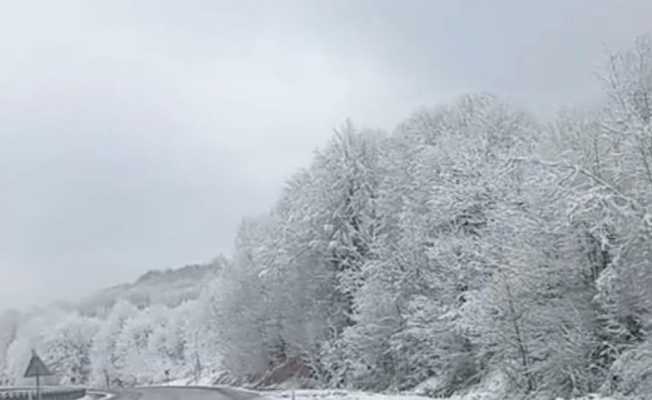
[1,0,651,308]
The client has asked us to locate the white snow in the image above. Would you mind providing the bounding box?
[262,389,431,400]
[261,388,623,400]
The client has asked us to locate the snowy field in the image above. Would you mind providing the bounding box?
[262,390,430,400]
[259,389,621,400]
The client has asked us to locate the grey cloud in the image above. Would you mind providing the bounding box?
[1,0,651,308]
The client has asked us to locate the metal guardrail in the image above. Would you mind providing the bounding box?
[0,387,86,400]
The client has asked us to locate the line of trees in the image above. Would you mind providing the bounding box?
[1,34,651,399]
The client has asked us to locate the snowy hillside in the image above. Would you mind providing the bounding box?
[76,258,226,316]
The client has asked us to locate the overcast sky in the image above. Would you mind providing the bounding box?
[1,0,651,309]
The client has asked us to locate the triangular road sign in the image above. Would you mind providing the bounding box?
[24,351,53,378]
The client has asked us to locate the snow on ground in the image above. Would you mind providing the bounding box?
[261,389,431,400]
[163,374,236,387]
[273,390,627,400]
[79,394,114,400]
[82,391,116,400]
[131,373,629,400]
[564,396,625,400]
[260,388,623,400]
[164,377,213,386]
[411,369,509,400]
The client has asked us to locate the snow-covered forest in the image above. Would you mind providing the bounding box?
[2,35,652,400]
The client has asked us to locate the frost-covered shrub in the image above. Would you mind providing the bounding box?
[604,339,652,397]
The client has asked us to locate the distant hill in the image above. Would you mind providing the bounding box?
[77,256,227,316]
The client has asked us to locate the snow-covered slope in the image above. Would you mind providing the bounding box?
[76,258,226,315]
[262,390,431,400]
[260,389,628,400]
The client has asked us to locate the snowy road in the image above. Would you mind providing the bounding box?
[112,386,260,400]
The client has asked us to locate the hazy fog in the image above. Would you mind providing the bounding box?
[1,0,651,308]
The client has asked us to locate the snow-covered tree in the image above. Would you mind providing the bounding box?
[40,313,99,384]
[90,300,137,388]
[0,310,19,384]
[330,94,539,391]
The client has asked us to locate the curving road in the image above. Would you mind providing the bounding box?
[112,386,261,400]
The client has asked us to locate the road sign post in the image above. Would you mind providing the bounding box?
[24,350,53,400]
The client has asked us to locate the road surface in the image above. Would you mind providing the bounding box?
[112,386,261,400]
